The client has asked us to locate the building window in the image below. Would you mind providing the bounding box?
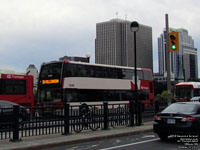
[189,54,196,78]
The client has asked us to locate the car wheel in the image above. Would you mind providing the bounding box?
[158,134,168,141]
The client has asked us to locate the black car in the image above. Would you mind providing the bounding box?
[0,100,30,128]
[153,102,200,140]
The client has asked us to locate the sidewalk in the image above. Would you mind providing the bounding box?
[0,121,153,150]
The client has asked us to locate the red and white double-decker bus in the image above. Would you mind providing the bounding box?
[37,61,154,107]
[0,73,34,107]
[174,82,200,102]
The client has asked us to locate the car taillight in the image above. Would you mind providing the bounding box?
[154,115,161,121]
[181,117,196,122]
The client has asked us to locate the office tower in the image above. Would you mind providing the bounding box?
[158,28,198,81]
[26,64,39,88]
[95,19,153,71]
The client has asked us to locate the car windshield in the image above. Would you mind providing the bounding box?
[162,103,197,114]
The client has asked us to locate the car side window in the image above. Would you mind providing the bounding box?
[1,103,12,108]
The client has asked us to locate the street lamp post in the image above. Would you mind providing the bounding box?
[130,21,140,125]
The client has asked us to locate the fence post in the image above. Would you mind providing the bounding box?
[129,101,135,126]
[103,102,109,130]
[10,105,21,142]
[155,100,159,114]
[137,102,142,126]
[63,103,70,135]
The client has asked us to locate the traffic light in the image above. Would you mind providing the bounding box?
[169,32,179,52]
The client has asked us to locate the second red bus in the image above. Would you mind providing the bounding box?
[0,73,34,107]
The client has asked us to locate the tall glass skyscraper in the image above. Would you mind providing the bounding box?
[95,19,153,71]
[158,28,198,81]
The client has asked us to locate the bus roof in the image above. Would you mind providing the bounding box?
[42,60,152,72]
[0,73,33,80]
[176,82,200,89]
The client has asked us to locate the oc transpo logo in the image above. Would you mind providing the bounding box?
[7,75,12,78]
[7,74,24,79]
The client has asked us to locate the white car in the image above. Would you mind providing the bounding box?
[190,96,200,102]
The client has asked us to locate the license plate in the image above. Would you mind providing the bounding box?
[167,119,176,124]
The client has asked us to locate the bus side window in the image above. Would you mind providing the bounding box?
[0,79,3,94]
[194,89,200,96]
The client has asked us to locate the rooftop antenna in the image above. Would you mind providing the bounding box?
[125,14,127,20]
[116,12,118,19]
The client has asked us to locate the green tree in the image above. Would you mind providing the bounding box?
[161,91,168,100]
[161,90,174,101]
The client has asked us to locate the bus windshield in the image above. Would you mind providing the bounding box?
[175,86,192,98]
[38,88,62,103]
[40,63,62,78]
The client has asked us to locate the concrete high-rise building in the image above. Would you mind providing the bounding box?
[59,56,90,63]
[26,64,38,88]
[158,28,198,81]
[95,19,153,71]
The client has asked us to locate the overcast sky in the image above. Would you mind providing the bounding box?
[0,0,200,74]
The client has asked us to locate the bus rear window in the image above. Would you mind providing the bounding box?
[143,70,152,80]
[0,79,26,95]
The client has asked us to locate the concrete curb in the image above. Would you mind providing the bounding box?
[14,128,153,150]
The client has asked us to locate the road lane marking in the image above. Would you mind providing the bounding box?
[142,135,156,138]
[100,138,160,150]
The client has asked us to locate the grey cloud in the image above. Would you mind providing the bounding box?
[0,0,199,74]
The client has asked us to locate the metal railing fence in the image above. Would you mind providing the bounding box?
[0,101,167,141]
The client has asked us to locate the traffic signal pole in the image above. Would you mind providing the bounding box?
[165,14,171,105]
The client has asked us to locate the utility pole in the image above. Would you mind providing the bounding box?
[166,14,171,105]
